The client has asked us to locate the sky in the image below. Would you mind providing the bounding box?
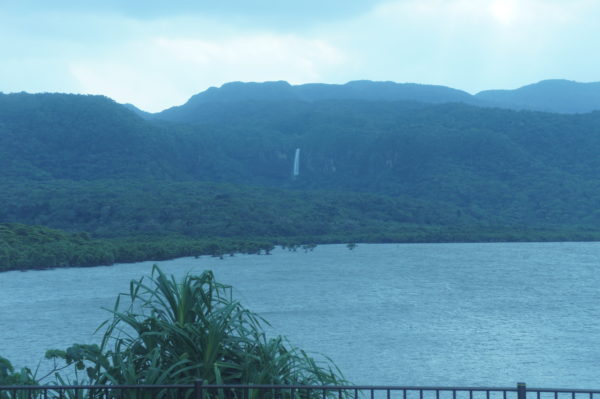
[1,0,600,112]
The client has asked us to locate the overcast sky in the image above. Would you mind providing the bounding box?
[1,0,599,112]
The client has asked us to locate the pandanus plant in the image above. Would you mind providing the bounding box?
[46,266,345,396]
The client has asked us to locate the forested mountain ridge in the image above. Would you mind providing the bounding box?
[153,79,600,121]
[476,79,600,113]
[3,88,600,269]
[4,92,600,224]
[0,92,190,180]
[155,80,477,122]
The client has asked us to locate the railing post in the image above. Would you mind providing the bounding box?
[517,382,527,399]
[195,380,203,399]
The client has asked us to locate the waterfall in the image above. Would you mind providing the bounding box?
[292,148,300,177]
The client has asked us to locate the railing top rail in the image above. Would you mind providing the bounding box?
[0,384,516,391]
[1,383,599,394]
[0,384,194,390]
[527,388,600,394]
[198,385,519,391]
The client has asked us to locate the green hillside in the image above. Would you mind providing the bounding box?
[3,89,600,270]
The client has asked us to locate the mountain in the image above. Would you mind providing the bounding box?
[476,79,600,113]
[153,80,600,123]
[122,102,153,118]
[4,91,600,223]
[5,87,600,269]
[156,80,476,123]
[0,92,217,180]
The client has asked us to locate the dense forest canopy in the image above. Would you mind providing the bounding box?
[2,79,600,269]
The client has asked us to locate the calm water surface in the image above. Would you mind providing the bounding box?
[1,242,600,387]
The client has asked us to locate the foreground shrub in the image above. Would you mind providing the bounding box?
[46,266,345,386]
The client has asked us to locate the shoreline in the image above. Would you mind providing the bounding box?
[4,229,600,273]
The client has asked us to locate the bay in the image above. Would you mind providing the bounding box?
[1,242,600,387]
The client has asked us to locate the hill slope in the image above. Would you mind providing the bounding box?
[4,93,600,223]
[154,79,600,121]
[476,80,600,113]
[156,80,476,123]
[3,90,600,269]
[0,93,193,180]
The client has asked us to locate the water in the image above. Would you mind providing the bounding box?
[1,242,600,387]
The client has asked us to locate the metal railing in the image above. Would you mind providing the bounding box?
[2,383,600,399]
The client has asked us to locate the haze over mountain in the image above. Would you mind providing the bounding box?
[475,80,600,113]
[151,79,600,123]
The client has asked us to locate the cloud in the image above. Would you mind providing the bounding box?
[69,34,347,112]
[321,0,600,93]
[2,0,600,109]
[373,0,590,26]
[3,0,384,28]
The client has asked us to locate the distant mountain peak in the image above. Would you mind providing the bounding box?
[157,80,475,123]
[476,79,600,113]
[115,78,600,122]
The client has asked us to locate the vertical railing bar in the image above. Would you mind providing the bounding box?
[404,389,408,399]
[420,390,423,399]
[453,390,456,399]
[436,390,440,399]
[518,383,527,399]
[355,389,359,399]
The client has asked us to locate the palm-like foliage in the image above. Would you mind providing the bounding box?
[0,357,37,399]
[48,266,345,388]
